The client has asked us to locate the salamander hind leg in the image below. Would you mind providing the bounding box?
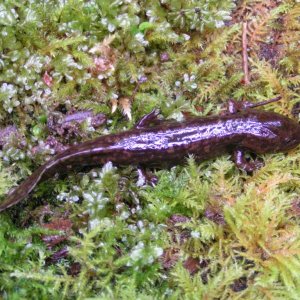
[135,109,162,129]
[233,149,264,173]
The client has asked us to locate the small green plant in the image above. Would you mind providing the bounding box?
[0,0,300,298]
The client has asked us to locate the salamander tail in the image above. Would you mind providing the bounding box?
[0,165,46,212]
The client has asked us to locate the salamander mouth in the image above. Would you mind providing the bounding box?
[284,137,297,148]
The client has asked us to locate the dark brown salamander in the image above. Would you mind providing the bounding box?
[1,98,300,212]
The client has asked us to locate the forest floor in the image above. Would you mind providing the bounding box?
[0,0,300,299]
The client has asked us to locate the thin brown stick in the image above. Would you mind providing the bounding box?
[130,82,140,102]
[246,96,282,108]
[242,22,250,85]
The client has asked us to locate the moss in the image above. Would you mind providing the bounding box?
[0,0,300,299]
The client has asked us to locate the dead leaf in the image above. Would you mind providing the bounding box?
[119,97,132,120]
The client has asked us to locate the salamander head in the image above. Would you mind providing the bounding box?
[265,113,300,152]
[242,111,300,154]
[281,122,300,151]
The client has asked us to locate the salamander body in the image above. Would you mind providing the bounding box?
[1,108,300,212]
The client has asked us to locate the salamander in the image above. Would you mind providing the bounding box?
[1,97,300,212]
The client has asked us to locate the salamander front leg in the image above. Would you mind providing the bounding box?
[135,109,161,129]
[233,149,264,173]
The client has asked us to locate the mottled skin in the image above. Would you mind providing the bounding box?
[1,106,300,212]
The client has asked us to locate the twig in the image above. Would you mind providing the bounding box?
[246,96,282,109]
[130,82,140,102]
[242,22,250,85]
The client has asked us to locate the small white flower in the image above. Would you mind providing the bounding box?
[24,8,37,22]
[153,246,163,257]
[135,33,149,46]
[0,83,17,98]
[108,23,116,32]
[168,32,179,40]
[116,203,123,211]
[130,248,143,261]
[73,185,80,191]
[70,195,79,202]
[170,111,184,122]
[101,218,114,228]
[89,218,101,230]
[215,20,225,28]
[101,18,108,25]
[120,211,130,220]
[117,14,130,28]
[25,243,33,249]
[0,4,16,25]
[100,161,115,178]
[191,231,200,238]
[135,32,144,41]
[182,34,190,41]
[83,192,94,203]
[128,224,137,232]
[137,241,144,248]
[24,54,44,73]
[78,44,88,52]
[63,54,82,69]
[148,256,154,264]
[65,74,74,81]
[91,171,98,178]
[10,8,18,17]
[137,220,144,229]
[130,241,145,261]
[136,173,146,187]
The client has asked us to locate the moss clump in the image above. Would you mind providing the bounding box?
[0,0,300,299]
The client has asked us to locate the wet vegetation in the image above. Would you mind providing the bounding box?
[0,0,300,298]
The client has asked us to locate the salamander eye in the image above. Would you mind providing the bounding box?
[285,137,295,145]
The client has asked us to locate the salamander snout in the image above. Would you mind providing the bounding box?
[279,121,300,151]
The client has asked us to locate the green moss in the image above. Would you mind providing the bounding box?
[0,0,300,299]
